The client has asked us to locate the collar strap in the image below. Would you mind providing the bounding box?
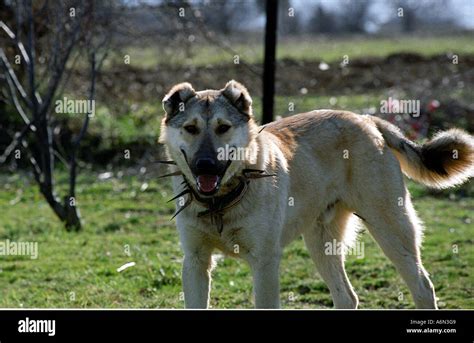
[194,177,249,216]
[187,177,249,234]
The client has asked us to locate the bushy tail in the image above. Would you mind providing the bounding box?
[371,116,474,189]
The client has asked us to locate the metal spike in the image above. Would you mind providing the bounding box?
[170,196,192,220]
[243,168,276,179]
[155,160,176,165]
[167,189,191,203]
[216,215,224,234]
[246,173,276,179]
[243,168,265,174]
[158,171,183,178]
[353,213,366,222]
[197,209,211,218]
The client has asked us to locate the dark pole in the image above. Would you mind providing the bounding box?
[262,0,278,124]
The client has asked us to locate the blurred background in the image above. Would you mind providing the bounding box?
[2,0,474,168]
[0,0,472,309]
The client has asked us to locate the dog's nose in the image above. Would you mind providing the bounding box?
[196,158,217,174]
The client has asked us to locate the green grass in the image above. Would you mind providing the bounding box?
[112,35,474,68]
[0,172,472,308]
[276,35,474,63]
[2,34,472,308]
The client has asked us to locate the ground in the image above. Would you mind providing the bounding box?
[1,34,473,309]
[0,172,472,309]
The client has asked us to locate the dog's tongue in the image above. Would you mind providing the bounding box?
[197,175,219,193]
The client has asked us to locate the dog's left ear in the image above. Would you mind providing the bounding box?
[162,82,196,120]
[221,80,252,117]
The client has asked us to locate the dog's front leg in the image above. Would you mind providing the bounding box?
[249,255,281,309]
[182,251,213,309]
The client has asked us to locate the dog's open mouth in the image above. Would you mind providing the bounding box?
[178,148,232,197]
[196,174,220,195]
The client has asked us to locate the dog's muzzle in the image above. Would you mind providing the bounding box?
[184,150,232,196]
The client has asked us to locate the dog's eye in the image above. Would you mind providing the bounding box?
[216,124,231,135]
[184,125,199,135]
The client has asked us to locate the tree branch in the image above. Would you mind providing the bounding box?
[0,20,31,65]
[3,66,31,127]
[25,0,38,118]
[69,51,96,199]
[38,15,82,119]
[0,47,32,108]
[0,123,32,163]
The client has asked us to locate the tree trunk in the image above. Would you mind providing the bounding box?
[63,196,82,231]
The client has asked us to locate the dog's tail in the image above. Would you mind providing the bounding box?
[371,116,474,189]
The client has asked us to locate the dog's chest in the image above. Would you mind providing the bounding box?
[210,226,252,257]
[189,214,253,257]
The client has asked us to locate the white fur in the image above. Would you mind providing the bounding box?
[160,89,473,309]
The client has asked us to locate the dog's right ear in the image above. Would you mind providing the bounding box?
[221,80,252,117]
[162,82,196,121]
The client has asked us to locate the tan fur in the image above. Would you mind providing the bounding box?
[371,116,474,188]
[160,81,473,309]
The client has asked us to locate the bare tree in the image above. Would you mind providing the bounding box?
[196,0,258,35]
[338,0,373,33]
[279,0,300,36]
[308,5,338,34]
[394,0,455,33]
[0,0,111,230]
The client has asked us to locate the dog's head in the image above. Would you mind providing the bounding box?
[159,80,259,197]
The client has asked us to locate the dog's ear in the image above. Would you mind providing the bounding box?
[162,82,196,120]
[221,80,252,117]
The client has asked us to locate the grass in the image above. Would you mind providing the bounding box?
[1,34,472,309]
[0,172,472,309]
[113,35,474,69]
[276,35,474,63]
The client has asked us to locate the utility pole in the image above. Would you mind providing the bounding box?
[262,0,278,124]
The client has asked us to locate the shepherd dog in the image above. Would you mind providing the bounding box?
[158,80,473,309]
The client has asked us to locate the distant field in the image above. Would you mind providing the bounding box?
[73,34,474,154]
[86,95,382,141]
[68,94,385,153]
[112,35,474,68]
[82,91,471,151]
[0,172,472,308]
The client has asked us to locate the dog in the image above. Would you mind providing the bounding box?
[158,80,474,309]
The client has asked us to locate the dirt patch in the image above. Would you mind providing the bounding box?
[29,53,473,166]
[75,52,474,103]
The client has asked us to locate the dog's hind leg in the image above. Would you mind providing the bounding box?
[352,184,437,309]
[303,204,359,309]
